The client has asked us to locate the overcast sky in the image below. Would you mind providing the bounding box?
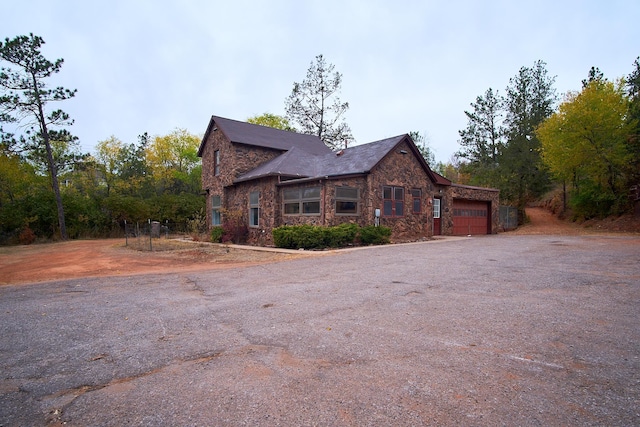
[4,0,639,163]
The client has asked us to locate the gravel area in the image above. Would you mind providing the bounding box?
[1,234,639,426]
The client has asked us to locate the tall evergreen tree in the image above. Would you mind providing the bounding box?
[581,66,605,88]
[0,34,77,240]
[626,57,640,188]
[285,54,353,149]
[408,131,435,166]
[457,88,504,186]
[501,60,557,213]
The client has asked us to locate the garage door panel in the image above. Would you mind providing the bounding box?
[452,200,489,235]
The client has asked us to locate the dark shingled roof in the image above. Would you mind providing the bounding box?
[234,147,321,183]
[201,115,443,186]
[311,135,406,178]
[198,115,331,157]
[235,134,439,184]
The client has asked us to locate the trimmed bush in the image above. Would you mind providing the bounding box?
[325,222,359,247]
[359,225,392,245]
[273,223,391,249]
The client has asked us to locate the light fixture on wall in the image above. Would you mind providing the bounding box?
[399,150,408,154]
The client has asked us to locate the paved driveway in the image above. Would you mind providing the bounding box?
[1,234,639,426]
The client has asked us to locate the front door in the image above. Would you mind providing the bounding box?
[433,198,441,235]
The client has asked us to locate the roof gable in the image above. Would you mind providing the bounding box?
[235,133,442,184]
[198,115,331,156]
[234,147,320,183]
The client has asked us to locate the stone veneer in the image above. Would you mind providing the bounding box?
[201,124,499,245]
[436,184,500,235]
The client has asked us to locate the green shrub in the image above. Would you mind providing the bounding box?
[210,226,224,243]
[273,223,391,249]
[325,222,359,247]
[359,225,392,245]
[272,225,295,249]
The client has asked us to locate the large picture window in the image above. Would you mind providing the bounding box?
[335,187,359,215]
[211,195,221,226]
[249,191,259,227]
[283,187,321,215]
[383,186,404,217]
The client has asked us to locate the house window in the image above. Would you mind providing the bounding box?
[411,189,422,214]
[433,198,441,219]
[383,186,404,217]
[249,191,259,227]
[335,187,359,215]
[283,186,321,215]
[212,195,221,226]
[214,150,220,176]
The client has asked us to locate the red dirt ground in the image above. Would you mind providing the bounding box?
[1,207,637,285]
[0,239,303,285]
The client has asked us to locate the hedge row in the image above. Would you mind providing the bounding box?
[273,223,391,249]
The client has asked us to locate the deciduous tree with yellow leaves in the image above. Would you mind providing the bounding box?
[537,79,637,218]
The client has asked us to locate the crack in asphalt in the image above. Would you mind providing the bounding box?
[43,349,224,423]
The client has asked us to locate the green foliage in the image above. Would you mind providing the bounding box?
[500,60,556,209]
[146,129,202,194]
[456,87,503,187]
[325,222,359,247]
[456,60,558,221]
[1,33,78,240]
[273,223,391,249]
[625,57,640,187]
[210,226,224,243]
[570,185,619,220]
[409,131,435,166]
[537,79,636,218]
[247,113,296,131]
[359,225,392,245]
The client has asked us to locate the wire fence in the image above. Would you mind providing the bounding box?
[499,206,518,231]
[124,220,198,251]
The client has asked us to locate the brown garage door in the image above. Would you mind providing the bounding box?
[452,200,489,235]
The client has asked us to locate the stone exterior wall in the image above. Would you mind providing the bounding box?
[437,184,500,235]
[200,127,283,228]
[200,125,499,245]
[323,177,370,228]
[225,177,279,246]
[367,140,434,241]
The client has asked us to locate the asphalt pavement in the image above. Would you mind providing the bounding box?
[1,234,639,426]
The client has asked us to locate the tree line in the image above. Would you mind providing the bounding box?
[454,59,639,221]
[1,34,203,244]
[2,34,637,244]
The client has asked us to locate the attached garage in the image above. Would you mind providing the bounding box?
[452,199,490,235]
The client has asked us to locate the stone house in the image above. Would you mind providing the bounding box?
[198,115,499,245]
